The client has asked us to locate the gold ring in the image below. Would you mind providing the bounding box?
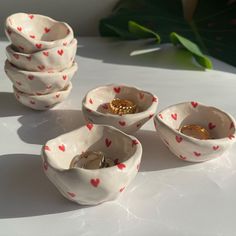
[109,98,137,115]
[180,124,210,140]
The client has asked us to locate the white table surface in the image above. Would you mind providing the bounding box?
[0,37,236,236]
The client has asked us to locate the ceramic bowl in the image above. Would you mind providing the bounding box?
[5,13,74,53]
[82,84,158,134]
[13,82,72,110]
[41,124,142,205]
[154,101,236,162]
[6,38,77,72]
[5,60,77,95]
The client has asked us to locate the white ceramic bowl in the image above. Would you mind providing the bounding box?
[5,60,77,95]
[5,13,74,53]
[82,84,158,134]
[154,101,236,162]
[41,124,142,205]
[13,82,72,110]
[6,38,77,72]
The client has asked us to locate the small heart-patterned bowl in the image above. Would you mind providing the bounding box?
[154,101,236,162]
[5,13,74,53]
[6,38,77,72]
[41,124,142,205]
[13,81,72,110]
[82,84,158,134]
[5,60,77,95]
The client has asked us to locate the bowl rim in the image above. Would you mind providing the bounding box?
[42,124,142,173]
[155,101,236,144]
[5,12,74,45]
[82,84,158,118]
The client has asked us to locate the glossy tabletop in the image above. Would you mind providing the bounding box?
[0,37,236,236]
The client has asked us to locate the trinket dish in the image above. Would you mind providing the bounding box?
[5,13,74,53]
[5,60,77,95]
[154,101,236,162]
[82,84,158,134]
[6,38,77,72]
[13,81,72,110]
[41,124,142,205]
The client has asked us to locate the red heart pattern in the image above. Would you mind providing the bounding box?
[149,114,154,119]
[35,43,42,49]
[117,163,126,170]
[179,155,187,160]
[89,98,93,104]
[62,75,67,80]
[27,56,32,61]
[191,101,198,108]
[56,94,60,98]
[58,144,65,152]
[57,49,64,56]
[119,121,126,126]
[159,114,163,119]
[7,28,12,35]
[28,14,34,19]
[30,35,35,39]
[208,122,216,130]
[17,26,22,32]
[86,123,93,131]
[113,87,121,93]
[228,134,235,140]
[193,151,201,157]
[44,145,50,151]
[119,187,125,192]
[213,145,219,150]
[43,51,49,56]
[175,136,183,143]
[171,113,177,120]
[90,178,100,187]
[38,65,45,71]
[28,75,34,80]
[132,139,139,147]
[152,96,157,102]
[44,27,50,33]
[105,138,112,147]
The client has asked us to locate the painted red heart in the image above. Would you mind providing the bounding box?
[38,65,45,71]
[43,51,49,56]
[57,49,64,56]
[179,155,187,160]
[43,161,48,171]
[152,96,157,102]
[228,134,235,140]
[119,121,126,126]
[191,101,198,108]
[105,138,112,147]
[56,94,60,98]
[17,26,22,32]
[30,35,35,39]
[132,139,139,147]
[159,114,163,119]
[7,28,12,35]
[27,56,32,61]
[67,192,76,198]
[89,98,93,104]
[30,100,35,105]
[13,54,19,59]
[62,75,67,80]
[28,75,34,80]
[119,187,125,192]
[193,151,201,157]
[44,145,50,151]
[63,42,67,46]
[117,163,126,170]
[171,113,177,120]
[208,122,216,130]
[44,27,50,33]
[102,103,108,110]
[35,43,42,49]
[175,136,183,143]
[213,145,219,150]
[90,178,100,187]
[139,93,144,99]
[113,87,121,93]
[86,123,93,131]
[149,114,154,119]
[28,14,34,19]
[58,144,65,152]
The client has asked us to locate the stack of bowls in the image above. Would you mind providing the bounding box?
[4,13,78,110]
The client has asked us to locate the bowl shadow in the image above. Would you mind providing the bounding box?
[0,154,90,219]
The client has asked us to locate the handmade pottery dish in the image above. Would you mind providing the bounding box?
[6,38,77,72]
[5,60,77,95]
[5,13,74,53]
[82,84,158,134]
[13,82,72,110]
[41,124,142,205]
[154,101,236,162]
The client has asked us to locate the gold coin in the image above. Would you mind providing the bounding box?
[109,98,137,115]
[180,124,210,140]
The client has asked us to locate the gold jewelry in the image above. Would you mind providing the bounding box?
[109,98,137,115]
[180,124,210,140]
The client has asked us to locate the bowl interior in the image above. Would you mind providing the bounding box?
[45,125,137,170]
[84,85,155,114]
[159,102,235,139]
[8,13,70,42]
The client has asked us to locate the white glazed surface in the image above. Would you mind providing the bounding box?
[154,101,236,162]
[6,38,77,72]
[42,124,142,205]
[5,60,77,95]
[5,13,74,53]
[82,84,158,134]
[13,82,73,110]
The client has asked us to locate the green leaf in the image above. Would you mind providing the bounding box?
[128,21,161,43]
[104,23,136,39]
[170,32,212,69]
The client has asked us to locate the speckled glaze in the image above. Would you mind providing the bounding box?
[5,60,77,95]
[6,38,77,72]
[154,101,236,162]
[41,124,142,205]
[82,84,158,134]
[13,82,72,110]
[5,13,74,53]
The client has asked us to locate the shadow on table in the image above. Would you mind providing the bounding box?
[17,109,85,145]
[0,154,89,218]
[77,38,236,74]
[135,129,198,172]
